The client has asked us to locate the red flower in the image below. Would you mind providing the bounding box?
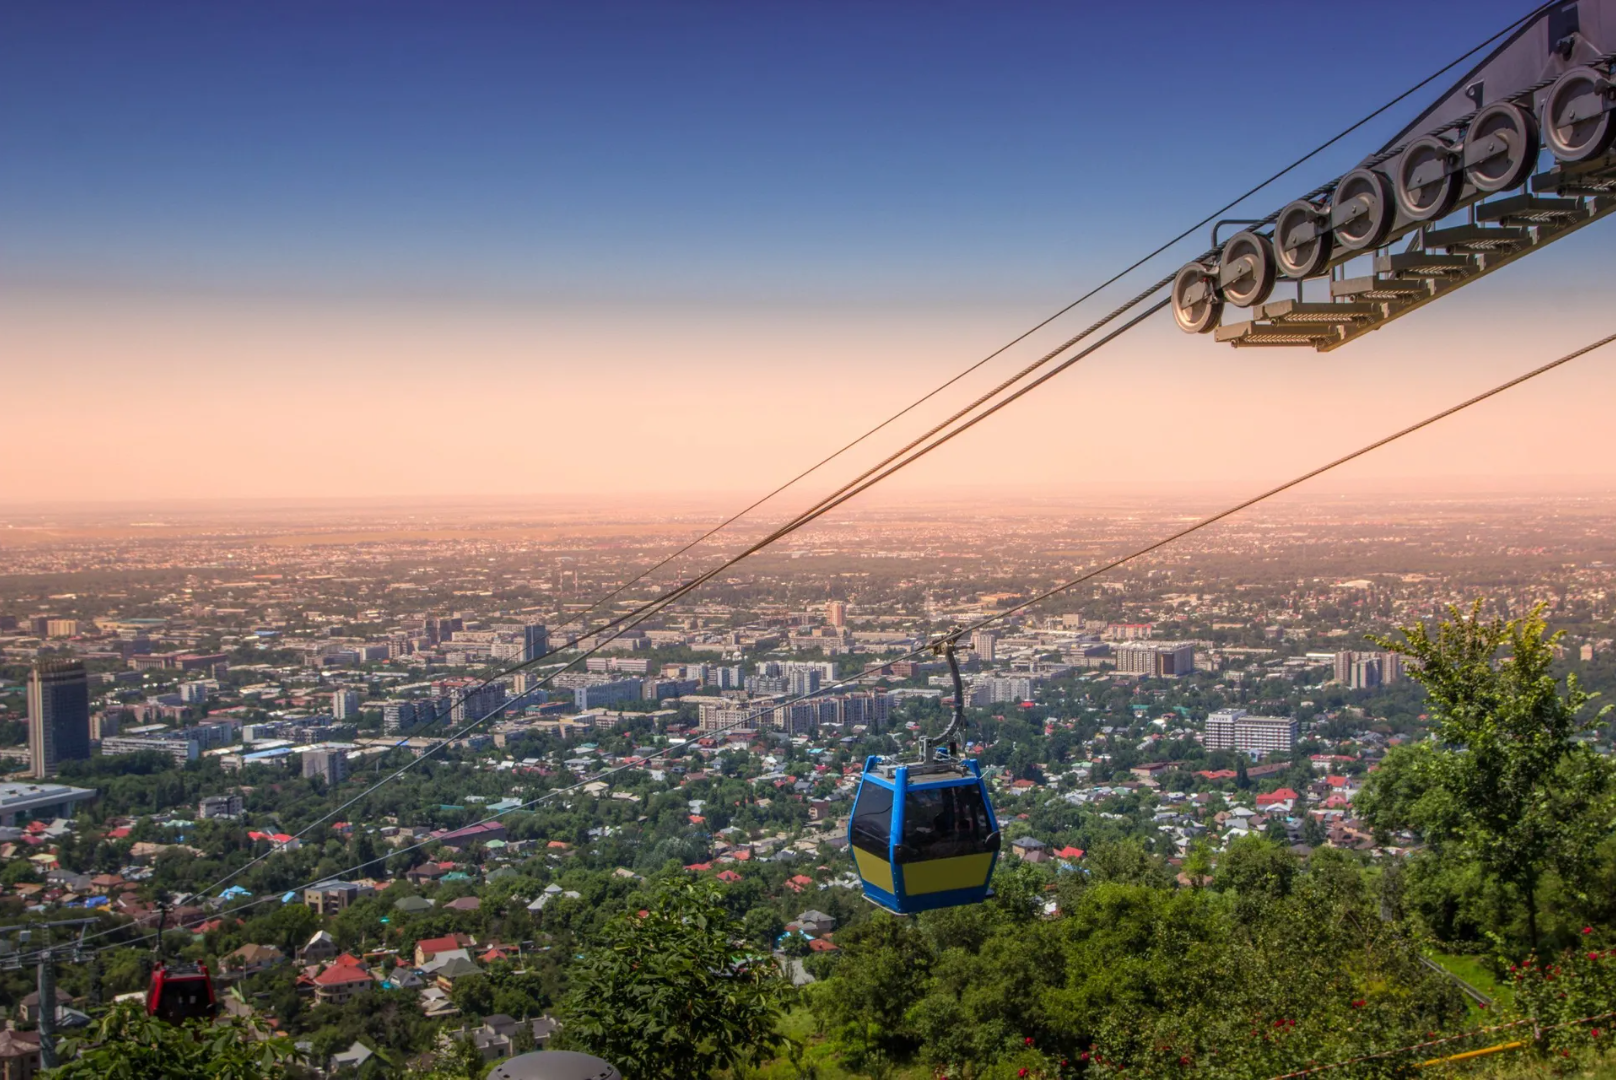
[1591,952,1601,961]
[1179,1056,1192,1066]
[1593,1029,1603,1039]
[1019,1070,1029,1079]
[1080,1053,1090,1062]
[1026,1036,1036,1046]
[1351,999,1365,1008]
[1584,926,1594,935]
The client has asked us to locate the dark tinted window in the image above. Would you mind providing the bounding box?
[900,783,994,861]
[850,782,893,856]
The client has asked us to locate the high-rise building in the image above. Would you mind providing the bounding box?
[1115,642,1195,677]
[523,623,549,662]
[979,675,1034,704]
[788,669,821,697]
[1204,708,1297,756]
[332,689,360,720]
[381,700,416,734]
[971,630,998,661]
[91,709,122,742]
[28,660,91,778]
[302,749,349,785]
[826,601,847,628]
[1333,650,1403,689]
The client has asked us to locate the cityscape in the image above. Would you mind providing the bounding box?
[7,0,1616,1077]
[0,491,1613,1072]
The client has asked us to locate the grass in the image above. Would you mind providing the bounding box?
[746,1005,934,1080]
[1429,950,1517,1013]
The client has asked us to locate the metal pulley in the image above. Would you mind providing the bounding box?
[1463,101,1539,191]
[1331,169,1396,250]
[1394,135,1463,220]
[1218,230,1276,308]
[1171,261,1223,333]
[1273,200,1333,279]
[1542,65,1616,161]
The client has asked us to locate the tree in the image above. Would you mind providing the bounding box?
[1182,840,1212,889]
[1217,835,1296,900]
[1357,602,1613,951]
[557,879,789,1079]
[48,1000,294,1080]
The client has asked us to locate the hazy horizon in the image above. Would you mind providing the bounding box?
[7,1,1614,504]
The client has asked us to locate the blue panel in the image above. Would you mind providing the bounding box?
[850,756,1001,915]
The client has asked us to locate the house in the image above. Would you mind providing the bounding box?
[435,821,508,847]
[223,943,284,976]
[18,989,71,1025]
[530,1015,560,1048]
[405,862,448,886]
[304,879,371,916]
[0,1025,41,1080]
[329,1042,374,1072]
[418,986,458,1018]
[1011,837,1049,863]
[1256,788,1299,809]
[415,933,474,968]
[478,942,518,964]
[432,956,483,991]
[393,895,435,915]
[793,910,836,936]
[299,931,338,964]
[311,964,374,1005]
[198,794,243,820]
[472,1013,524,1061]
[444,896,481,912]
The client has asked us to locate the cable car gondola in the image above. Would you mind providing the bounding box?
[849,640,1000,914]
[147,962,219,1024]
[144,900,219,1024]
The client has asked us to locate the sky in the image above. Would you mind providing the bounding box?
[4,1,1613,508]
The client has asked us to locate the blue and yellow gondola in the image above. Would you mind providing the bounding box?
[848,754,1000,914]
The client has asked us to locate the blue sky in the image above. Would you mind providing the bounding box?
[1,0,1545,306]
[8,1,1613,505]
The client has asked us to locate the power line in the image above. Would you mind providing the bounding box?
[36,327,1611,968]
[360,0,1552,749]
[65,0,1572,935]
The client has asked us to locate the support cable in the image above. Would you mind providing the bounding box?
[39,327,1612,967]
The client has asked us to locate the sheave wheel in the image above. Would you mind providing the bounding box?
[1542,66,1615,163]
[1274,200,1332,279]
[1171,262,1223,335]
[1332,168,1396,251]
[1395,136,1462,221]
[1464,101,1539,192]
[1219,230,1276,308]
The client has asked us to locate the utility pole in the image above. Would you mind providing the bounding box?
[36,928,56,1070]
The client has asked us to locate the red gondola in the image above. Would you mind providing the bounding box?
[146,962,219,1024]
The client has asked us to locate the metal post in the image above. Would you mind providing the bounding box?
[37,929,56,1070]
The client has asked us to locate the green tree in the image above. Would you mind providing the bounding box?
[1357,602,1614,950]
[48,1000,294,1080]
[557,879,789,1079]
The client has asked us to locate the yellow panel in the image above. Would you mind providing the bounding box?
[853,848,895,893]
[900,853,994,895]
